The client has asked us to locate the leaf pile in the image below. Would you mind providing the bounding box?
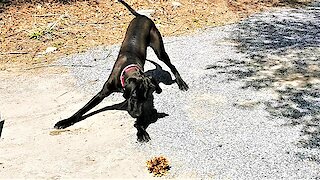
[146,156,170,177]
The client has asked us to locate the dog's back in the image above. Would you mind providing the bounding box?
[118,0,156,60]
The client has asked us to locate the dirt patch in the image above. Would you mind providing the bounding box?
[49,127,89,135]
[0,70,152,178]
[0,0,312,70]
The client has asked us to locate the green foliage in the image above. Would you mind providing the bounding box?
[29,30,44,40]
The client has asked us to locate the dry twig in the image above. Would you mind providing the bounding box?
[0,52,29,55]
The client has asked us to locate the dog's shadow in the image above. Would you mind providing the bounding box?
[73,60,172,132]
[145,60,175,86]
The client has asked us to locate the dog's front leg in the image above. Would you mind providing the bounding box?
[149,27,189,91]
[156,52,188,91]
[163,59,189,91]
[134,121,151,142]
[54,85,112,129]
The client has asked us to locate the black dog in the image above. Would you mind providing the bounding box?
[54,0,188,142]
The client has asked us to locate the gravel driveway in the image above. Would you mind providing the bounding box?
[55,1,320,178]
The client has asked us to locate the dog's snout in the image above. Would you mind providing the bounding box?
[130,112,141,118]
[128,99,142,118]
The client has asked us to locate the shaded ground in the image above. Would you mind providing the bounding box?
[0,0,312,70]
[209,0,320,163]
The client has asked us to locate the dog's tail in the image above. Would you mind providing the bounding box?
[118,0,140,16]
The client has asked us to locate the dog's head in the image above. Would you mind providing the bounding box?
[123,75,162,118]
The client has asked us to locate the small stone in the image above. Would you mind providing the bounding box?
[36,5,42,10]
[171,1,182,9]
[37,46,58,56]
[137,9,155,18]
[45,47,57,54]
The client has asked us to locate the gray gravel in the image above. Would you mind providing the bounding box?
[59,1,320,179]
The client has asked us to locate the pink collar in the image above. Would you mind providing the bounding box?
[120,64,142,88]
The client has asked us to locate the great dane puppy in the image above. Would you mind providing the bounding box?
[54,0,188,142]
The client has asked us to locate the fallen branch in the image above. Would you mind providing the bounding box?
[24,64,94,70]
[33,14,62,17]
[0,52,29,55]
[89,22,109,25]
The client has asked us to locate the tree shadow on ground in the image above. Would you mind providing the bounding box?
[279,0,314,6]
[206,1,320,162]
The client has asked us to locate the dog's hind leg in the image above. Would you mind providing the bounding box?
[149,26,189,91]
[54,84,113,129]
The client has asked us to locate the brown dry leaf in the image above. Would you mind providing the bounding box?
[49,129,71,136]
[146,156,170,177]
[49,128,88,136]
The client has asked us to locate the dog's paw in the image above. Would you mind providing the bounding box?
[54,118,74,129]
[176,79,189,91]
[137,130,151,142]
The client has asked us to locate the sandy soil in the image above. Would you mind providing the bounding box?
[0,69,156,179]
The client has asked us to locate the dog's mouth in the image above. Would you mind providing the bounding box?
[129,111,141,118]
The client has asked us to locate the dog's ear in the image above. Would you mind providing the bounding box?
[123,86,130,99]
[123,88,130,99]
[123,77,137,99]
